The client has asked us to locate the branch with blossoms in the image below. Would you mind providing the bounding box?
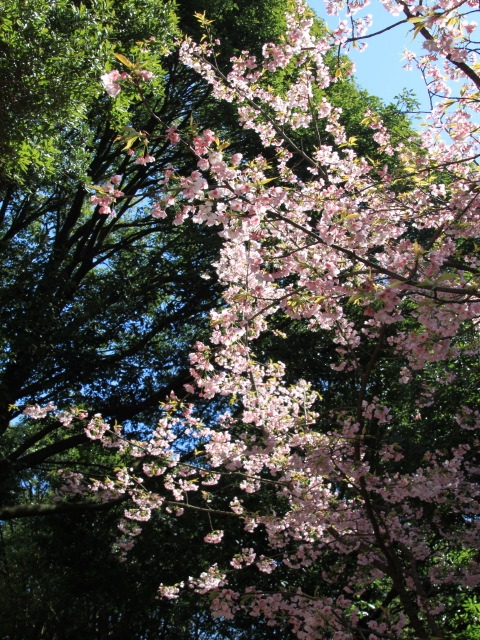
[67,0,480,636]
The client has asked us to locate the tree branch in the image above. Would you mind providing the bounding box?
[0,496,125,521]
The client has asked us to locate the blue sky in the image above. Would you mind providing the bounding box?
[307,0,431,111]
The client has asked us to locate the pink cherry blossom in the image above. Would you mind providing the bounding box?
[135,154,155,165]
[100,70,123,97]
[77,2,480,636]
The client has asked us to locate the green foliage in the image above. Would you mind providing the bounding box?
[0,0,107,184]
[0,0,178,186]
[177,0,287,57]
[454,596,480,639]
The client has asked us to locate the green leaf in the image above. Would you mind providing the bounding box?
[114,52,134,69]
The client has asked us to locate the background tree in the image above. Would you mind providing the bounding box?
[0,0,288,496]
[0,1,289,637]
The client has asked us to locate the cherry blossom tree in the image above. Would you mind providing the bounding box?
[21,0,480,637]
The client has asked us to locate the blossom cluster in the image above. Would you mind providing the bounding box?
[101,67,154,98]
[90,175,124,217]
[84,0,480,637]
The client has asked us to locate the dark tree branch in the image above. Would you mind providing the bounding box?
[16,433,88,469]
[0,496,125,521]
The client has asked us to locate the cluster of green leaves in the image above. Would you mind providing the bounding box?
[453,595,480,639]
[0,0,178,187]
[1,0,108,184]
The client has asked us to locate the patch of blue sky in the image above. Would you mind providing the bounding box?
[307,0,432,112]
